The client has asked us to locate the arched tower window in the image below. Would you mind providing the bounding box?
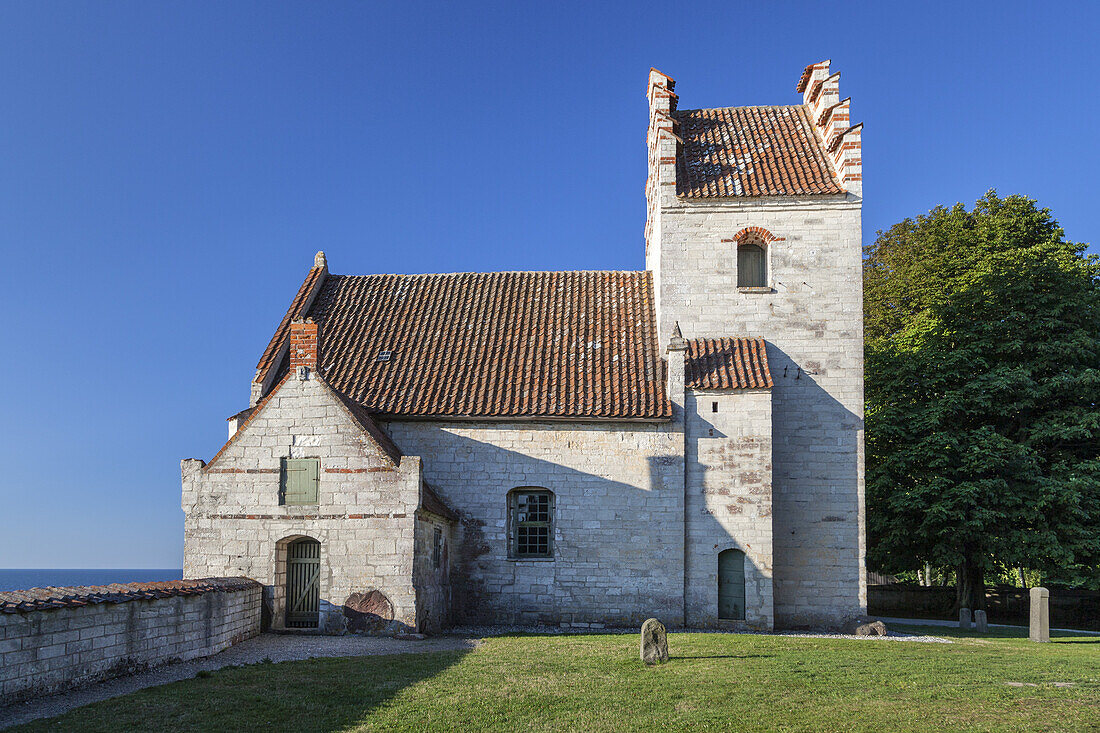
[508,487,554,558]
[737,238,767,288]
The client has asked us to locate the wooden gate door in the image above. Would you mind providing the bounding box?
[286,539,321,628]
[718,549,746,620]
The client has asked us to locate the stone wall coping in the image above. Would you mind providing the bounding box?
[0,577,260,614]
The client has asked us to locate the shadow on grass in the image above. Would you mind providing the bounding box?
[671,654,774,660]
[893,623,1100,644]
[12,648,474,733]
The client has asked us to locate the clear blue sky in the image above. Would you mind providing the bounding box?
[1,2,1096,569]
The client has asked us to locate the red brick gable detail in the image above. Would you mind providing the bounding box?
[289,320,319,370]
[732,227,784,244]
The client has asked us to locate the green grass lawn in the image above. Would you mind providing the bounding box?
[13,626,1100,732]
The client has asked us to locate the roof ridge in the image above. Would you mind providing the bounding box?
[327,270,650,278]
[674,103,803,115]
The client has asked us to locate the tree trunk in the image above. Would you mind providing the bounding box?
[1016,567,1027,589]
[955,558,986,612]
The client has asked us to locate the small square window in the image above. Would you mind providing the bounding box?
[376,350,392,362]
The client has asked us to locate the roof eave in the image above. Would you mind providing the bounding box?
[374,412,673,424]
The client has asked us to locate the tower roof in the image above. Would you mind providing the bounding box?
[673,105,844,198]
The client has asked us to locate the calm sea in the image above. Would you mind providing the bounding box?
[0,569,182,592]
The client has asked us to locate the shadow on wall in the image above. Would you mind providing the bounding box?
[766,343,864,628]
[383,421,768,629]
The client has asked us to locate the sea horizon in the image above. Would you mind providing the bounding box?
[0,568,183,592]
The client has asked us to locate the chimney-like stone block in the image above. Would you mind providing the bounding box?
[180,458,206,510]
[665,324,687,427]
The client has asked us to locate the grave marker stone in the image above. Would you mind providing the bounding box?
[640,618,669,665]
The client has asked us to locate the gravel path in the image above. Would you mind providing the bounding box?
[451,624,953,643]
[0,625,951,730]
[0,633,479,730]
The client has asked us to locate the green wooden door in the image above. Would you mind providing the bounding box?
[286,539,320,628]
[718,549,746,620]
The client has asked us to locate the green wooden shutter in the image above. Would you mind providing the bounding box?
[737,245,767,287]
[281,458,319,505]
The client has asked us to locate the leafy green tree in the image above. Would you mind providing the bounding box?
[865,191,1100,610]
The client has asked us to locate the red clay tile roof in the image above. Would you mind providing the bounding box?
[255,264,326,377]
[0,578,259,614]
[685,338,773,390]
[673,105,844,198]
[273,271,671,420]
[326,381,404,462]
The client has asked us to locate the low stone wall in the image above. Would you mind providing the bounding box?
[0,577,262,703]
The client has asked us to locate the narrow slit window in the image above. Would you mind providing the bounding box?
[712,401,719,413]
[737,242,767,288]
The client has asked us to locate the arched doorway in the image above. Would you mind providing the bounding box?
[286,538,321,628]
[718,549,746,620]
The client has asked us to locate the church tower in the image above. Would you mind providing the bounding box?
[646,62,865,627]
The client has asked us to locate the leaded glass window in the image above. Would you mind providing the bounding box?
[509,489,554,558]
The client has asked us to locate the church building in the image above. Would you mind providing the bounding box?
[182,61,865,632]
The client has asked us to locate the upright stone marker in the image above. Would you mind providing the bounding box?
[959,607,971,630]
[974,610,988,633]
[640,618,669,665]
[1029,587,1050,642]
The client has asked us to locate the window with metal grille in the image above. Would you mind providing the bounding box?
[737,241,767,287]
[432,527,443,569]
[509,489,554,558]
[280,458,319,505]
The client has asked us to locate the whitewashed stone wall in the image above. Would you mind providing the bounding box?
[684,389,773,629]
[0,582,260,703]
[183,371,433,633]
[383,420,687,627]
[649,193,866,627]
